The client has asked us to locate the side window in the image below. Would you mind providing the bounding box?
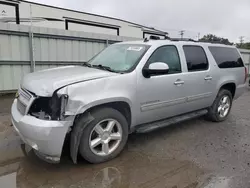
[147,46,181,74]
[208,47,244,68]
[183,46,209,71]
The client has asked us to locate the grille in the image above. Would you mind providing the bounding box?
[19,88,32,101]
[17,99,27,115]
[17,88,33,115]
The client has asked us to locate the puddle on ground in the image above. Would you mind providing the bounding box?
[0,145,219,188]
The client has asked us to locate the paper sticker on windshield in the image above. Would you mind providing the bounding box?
[127,46,143,51]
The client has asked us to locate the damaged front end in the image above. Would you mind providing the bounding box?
[29,93,69,121]
[27,90,87,163]
[12,88,74,164]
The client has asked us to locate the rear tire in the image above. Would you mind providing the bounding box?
[78,107,128,164]
[206,89,233,122]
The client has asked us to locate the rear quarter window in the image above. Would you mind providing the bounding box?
[208,47,244,68]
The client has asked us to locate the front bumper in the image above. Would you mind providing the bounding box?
[11,99,72,163]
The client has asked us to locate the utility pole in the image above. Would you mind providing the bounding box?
[179,30,185,39]
[239,36,244,47]
[197,32,200,41]
[29,4,35,72]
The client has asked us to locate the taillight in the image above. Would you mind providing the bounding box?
[244,67,248,83]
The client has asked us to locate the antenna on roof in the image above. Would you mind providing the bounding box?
[170,38,197,42]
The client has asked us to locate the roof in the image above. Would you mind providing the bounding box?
[118,39,237,48]
[19,0,168,34]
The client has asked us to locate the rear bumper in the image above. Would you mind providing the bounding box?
[234,83,247,100]
[11,99,72,163]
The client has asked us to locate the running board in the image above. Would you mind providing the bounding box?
[135,109,208,133]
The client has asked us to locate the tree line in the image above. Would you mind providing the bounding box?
[198,34,250,50]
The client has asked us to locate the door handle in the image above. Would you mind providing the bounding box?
[204,76,212,81]
[174,80,184,85]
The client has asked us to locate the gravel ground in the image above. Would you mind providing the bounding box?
[0,89,250,188]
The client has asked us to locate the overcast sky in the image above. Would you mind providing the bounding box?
[31,0,250,43]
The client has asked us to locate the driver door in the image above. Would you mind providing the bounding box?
[136,45,187,125]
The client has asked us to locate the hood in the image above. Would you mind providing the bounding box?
[21,66,115,96]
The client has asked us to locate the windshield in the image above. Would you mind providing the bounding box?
[89,44,150,72]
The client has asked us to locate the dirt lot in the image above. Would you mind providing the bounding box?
[1,89,250,188]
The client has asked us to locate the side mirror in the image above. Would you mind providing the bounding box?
[142,62,169,78]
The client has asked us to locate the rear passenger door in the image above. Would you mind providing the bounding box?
[181,45,216,111]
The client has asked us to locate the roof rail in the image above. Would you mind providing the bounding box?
[143,35,170,42]
[198,40,233,45]
[170,38,197,42]
[143,37,197,43]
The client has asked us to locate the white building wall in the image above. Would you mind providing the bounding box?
[22,21,65,30]
[0,0,166,38]
[0,3,15,17]
[67,22,118,35]
[18,1,163,38]
[119,25,143,39]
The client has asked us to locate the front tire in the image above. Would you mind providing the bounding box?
[78,108,128,164]
[206,89,233,122]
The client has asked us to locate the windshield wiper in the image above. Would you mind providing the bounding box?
[82,62,92,67]
[83,63,121,73]
[92,64,119,73]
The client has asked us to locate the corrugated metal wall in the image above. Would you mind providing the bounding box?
[239,49,250,74]
[1,22,250,93]
[0,23,138,92]
[32,38,106,70]
[0,30,30,91]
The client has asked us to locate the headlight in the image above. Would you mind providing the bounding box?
[60,94,68,119]
[29,97,52,120]
[50,93,68,120]
[29,94,68,120]
[15,91,19,98]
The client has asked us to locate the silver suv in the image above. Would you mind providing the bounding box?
[11,39,247,164]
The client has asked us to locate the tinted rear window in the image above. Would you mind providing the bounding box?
[208,47,244,68]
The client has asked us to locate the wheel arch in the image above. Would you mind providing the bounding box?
[218,82,236,98]
[70,99,132,164]
[74,98,133,128]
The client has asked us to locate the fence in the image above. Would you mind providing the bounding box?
[0,23,250,93]
[239,49,250,75]
[0,23,138,93]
